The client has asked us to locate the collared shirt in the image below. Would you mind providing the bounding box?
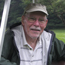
[12,25,52,65]
[19,26,43,65]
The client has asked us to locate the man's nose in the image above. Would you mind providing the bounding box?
[33,19,40,26]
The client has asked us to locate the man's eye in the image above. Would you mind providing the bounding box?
[39,19,44,21]
[29,18,36,20]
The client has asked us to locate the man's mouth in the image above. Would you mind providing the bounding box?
[30,29,40,31]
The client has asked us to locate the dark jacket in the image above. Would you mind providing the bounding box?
[0,23,65,65]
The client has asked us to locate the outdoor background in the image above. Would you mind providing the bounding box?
[0,0,65,43]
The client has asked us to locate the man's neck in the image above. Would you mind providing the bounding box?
[25,35,38,50]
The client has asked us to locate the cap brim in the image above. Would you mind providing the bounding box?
[26,8,48,15]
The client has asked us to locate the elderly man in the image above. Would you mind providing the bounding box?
[0,3,65,65]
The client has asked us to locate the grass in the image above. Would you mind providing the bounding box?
[51,29,65,43]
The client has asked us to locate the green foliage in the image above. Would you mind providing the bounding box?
[0,0,4,22]
[21,0,31,9]
[7,0,24,26]
[0,0,65,28]
[22,0,31,4]
[52,0,65,12]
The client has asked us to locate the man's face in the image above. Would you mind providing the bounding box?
[22,12,48,39]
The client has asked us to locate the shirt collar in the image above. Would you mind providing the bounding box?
[22,27,28,46]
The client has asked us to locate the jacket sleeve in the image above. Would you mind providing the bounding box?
[0,29,17,65]
[52,37,65,61]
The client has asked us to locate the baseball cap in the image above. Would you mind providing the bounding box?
[24,3,48,15]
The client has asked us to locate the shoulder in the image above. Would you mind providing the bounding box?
[41,29,55,41]
[44,29,55,37]
[5,29,14,39]
[5,22,22,36]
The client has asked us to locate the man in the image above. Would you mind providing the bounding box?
[0,3,65,65]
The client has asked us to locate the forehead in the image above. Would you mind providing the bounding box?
[26,11,47,17]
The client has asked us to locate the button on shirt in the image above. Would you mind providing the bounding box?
[19,28,43,65]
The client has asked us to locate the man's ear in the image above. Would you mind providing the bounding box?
[21,15,25,26]
[44,19,48,28]
[46,19,48,25]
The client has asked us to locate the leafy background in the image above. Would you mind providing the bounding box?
[0,0,65,29]
[0,0,65,42]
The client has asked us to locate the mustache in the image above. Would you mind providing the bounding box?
[30,26,41,31]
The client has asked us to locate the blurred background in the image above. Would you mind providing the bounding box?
[0,0,65,42]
